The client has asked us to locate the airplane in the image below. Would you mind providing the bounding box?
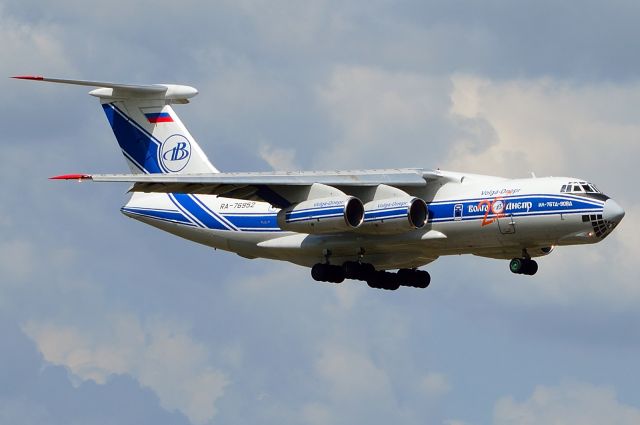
[14,76,626,291]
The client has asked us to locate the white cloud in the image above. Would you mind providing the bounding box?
[493,381,640,425]
[446,74,640,181]
[300,402,334,425]
[0,8,73,77]
[259,144,298,170]
[443,75,640,309]
[315,65,453,169]
[314,343,393,403]
[0,239,36,283]
[23,315,229,425]
[419,371,452,398]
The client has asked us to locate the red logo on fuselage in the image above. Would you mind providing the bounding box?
[478,197,506,226]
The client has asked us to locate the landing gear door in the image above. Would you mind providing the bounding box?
[498,214,516,234]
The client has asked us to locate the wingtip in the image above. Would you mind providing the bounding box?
[12,75,44,80]
[49,174,92,180]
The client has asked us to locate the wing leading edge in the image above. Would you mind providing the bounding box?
[51,168,430,208]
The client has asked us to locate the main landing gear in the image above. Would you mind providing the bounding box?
[311,261,430,291]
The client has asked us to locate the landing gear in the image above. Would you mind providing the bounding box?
[367,271,400,291]
[342,261,375,281]
[310,261,431,290]
[509,258,538,275]
[397,268,431,288]
[311,263,345,283]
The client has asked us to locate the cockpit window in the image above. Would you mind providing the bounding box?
[561,181,602,194]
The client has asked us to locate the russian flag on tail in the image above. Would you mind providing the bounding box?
[145,112,173,123]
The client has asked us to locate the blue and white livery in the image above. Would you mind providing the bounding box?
[16,76,625,290]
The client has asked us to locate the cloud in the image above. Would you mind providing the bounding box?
[259,144,298,170]
[419,371,452,398]
[445,75,640,182]
[441,75,640,310]
[23,315,229,425]
[315,65,455,169]
[493,381,640,425]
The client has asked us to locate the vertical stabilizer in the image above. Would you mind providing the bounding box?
[12,76,218,174]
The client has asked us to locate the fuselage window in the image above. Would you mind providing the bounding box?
[582,185,592,192]
[560,185,568,192]
[573,185,582,192]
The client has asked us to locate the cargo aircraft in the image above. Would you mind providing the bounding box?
[15,76,625,290]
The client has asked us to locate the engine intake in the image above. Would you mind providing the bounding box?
[359,197,428,234]
[277,196,364,234]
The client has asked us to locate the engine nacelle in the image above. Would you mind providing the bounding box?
[277,196,364,234]
[359,197,428,234]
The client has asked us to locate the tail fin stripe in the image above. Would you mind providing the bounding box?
[103,103,169,174]
[120,147,148,174]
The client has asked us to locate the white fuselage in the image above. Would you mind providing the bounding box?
[121,172,621,270]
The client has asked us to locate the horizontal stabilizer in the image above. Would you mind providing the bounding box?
[12,75,197,101]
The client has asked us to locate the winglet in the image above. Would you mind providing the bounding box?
[49,174,92,181]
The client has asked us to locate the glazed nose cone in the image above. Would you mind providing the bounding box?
[603,199,625,223]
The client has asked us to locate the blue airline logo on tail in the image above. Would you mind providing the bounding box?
[161,135,191,172]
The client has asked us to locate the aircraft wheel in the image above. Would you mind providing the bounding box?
[397,269,430,288]
[523,259,538,276]
[413,270,431,288]
[510,258,538,276]
[311,264,345,283]
[311,263,326,281]
[367,271,399,290]
[343,261,361,279]
[509,258,524,274]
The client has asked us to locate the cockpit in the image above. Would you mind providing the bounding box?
[560,181,601,194]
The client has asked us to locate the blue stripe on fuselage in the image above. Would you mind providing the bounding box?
[128,193,604,232]
[427,195,603,222]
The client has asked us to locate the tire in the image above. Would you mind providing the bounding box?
[415,270,430,288]
[523,260,538,276]
[342,261,360,279]
[327,265,345,283]
[509,258,524,274]
[367,271,386,289]
[397,269,413,285]
[311,263,326,281]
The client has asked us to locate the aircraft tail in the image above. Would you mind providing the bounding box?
[13,76,218,174]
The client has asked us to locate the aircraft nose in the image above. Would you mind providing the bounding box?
[603,199,625,223]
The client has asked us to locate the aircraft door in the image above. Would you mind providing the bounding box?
[498,214,516,234]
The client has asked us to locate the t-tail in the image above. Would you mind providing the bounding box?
[12,76,217,174]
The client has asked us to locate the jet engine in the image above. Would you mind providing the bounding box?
[359,197,428,234]
[277,196,364,234]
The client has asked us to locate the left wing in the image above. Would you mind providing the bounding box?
[51,168,431,207]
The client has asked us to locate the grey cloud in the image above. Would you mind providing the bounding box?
[2,1,640,424]
[0,317,191,425]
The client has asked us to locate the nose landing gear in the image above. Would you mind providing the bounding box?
[509,257,538,275]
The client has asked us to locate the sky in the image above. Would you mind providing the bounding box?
[1,1,640,424]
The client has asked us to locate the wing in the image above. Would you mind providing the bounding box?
[51,168,437,207]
